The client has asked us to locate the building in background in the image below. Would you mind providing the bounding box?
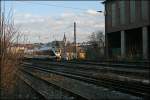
[61,34,86,60]
[104,0,150,60]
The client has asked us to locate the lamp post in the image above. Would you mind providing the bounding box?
[97,11,102,13]
[96,10,107,60]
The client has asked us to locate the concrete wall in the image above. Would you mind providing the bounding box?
[105,0,150,59]
[105,0,150,33]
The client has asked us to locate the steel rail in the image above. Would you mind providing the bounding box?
[21,63,149,98]
[23,58,149,70]
[22,60,149,79]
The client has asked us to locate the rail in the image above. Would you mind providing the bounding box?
[21,62,149,98]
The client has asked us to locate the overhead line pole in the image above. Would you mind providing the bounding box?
[0,0,2,86]
[0,0,3,56]
[0,0,1,51]
[2,0,5,52]
[0,0,2,34]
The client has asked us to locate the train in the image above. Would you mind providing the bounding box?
[24,47,61,61]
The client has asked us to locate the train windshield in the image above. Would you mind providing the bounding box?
[49,50,55,56]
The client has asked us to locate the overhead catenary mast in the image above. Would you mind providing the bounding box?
[0,0,1,31]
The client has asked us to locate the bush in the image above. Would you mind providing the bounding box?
[0,12,23,98]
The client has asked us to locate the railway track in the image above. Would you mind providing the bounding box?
[23,58,149,70]
[21,62,149,99]
[67,60,149,69]
[18,69,86,100]
[23,59,149,79]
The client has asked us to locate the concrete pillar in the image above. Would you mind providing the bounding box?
[121,30,126,58]
[142,27,148,59]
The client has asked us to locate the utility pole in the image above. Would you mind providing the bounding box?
[74,22,77,59]
[0,0,2,34]
[0,0,2,30]
[0,0,1,86]
[2,1,5,50]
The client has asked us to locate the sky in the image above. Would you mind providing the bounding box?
[3,1,105,43]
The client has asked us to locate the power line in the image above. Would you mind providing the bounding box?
[15,1,104,16]
[17,1,91,11]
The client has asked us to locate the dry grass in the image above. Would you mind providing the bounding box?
[1,60,18,95]
[0,10,24,98]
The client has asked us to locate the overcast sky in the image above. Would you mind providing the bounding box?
[4,1,105,43]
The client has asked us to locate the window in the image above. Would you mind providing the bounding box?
[112,3,116,26]
[141,0,149,20]
[120,1,125,25]
[130,0,136,23]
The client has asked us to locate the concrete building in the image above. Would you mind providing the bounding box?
[104,0,150,60]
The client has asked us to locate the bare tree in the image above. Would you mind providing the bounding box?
[0,5,24,98]
[86,31,105,60]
